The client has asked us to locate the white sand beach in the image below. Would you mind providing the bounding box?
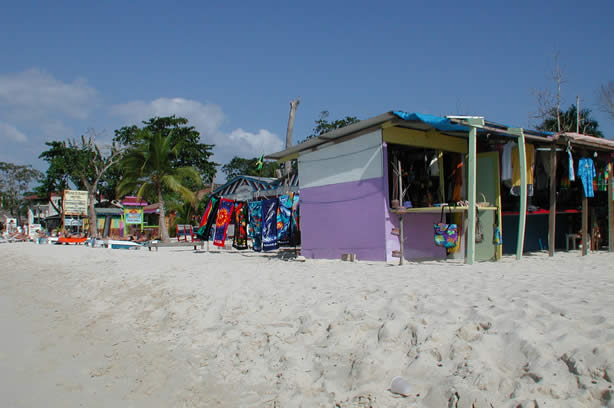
[1,243,613,407]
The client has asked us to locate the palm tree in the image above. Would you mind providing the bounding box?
[117,130,201,242]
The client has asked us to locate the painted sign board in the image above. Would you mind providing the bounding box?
[63,190,88,216]
[124,208,143,225]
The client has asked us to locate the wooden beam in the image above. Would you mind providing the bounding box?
[437,151,445,203]
[399,213,404,266]
[609,162,614,253]
[582,195,588,256]
[548,145,557,256]
[383,127,468,153]
[466,126,477,265]
[509,128,527,260]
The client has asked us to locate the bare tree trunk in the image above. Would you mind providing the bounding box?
[284,98,300,176]
[158,187,170,243]
[87,188,97,237]
[554,53,563,133]
[576,95,580,133]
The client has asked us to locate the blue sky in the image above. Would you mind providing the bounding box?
[1,0,613,179]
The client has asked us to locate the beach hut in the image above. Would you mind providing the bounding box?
[212,175,277,201]
[267,111,613,263]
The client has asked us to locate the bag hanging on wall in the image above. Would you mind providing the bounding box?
[434,206,459,248]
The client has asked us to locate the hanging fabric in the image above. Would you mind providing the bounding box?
[510,143,535,196]
[261,198,279,251]
[577,157,596,198]
[248,201,263,252]
[232,201,248,250]
[290,193,301,246]
[194,196,219,240]
[213,198,235,247]
[276,194,292,246]
[501,142,514,181]
[568,149,575,182]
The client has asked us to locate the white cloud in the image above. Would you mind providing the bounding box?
[41,120,74,140]
[110,97,283,166]
[0,122,27,142]
[228,128,284,156]
[0,69,98,120]
[110,97,224,137]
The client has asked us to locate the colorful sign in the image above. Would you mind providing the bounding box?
[63,190,88,216]
[124,208,143,225]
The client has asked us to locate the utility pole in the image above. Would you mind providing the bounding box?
[285,98,300,176]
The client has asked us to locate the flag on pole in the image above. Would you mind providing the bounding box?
[255,154,264,171]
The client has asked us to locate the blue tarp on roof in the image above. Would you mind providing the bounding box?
[392,111,469,132]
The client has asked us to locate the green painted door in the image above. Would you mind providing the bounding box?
[475,152,501,261]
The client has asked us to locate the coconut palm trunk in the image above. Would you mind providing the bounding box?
[157,187,170,242]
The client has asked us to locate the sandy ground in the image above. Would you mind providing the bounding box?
[0,243,613,407]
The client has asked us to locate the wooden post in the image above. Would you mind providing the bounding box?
[285,98,300,176]
[582,194,588,256]
[466,126,477,265]
[509,128,527,260]
[608,162,614,252]
[548,144,557,256]
[437,151,445,202]
[399,213,404,266]
[397,160,403,204]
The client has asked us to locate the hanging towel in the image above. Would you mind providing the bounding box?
[232,201,248,250]
[501,142,514,181]
[213,198,235,247]
[568,151,575,182]
[248,201,263,252]
[276,194,293,246]
[290,193,301,246]
[511,143,535,186]
[261,198,279,251]
[195,196,219,240]
[577,158,596,198]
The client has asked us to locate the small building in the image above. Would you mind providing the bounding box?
[267,111,614,263]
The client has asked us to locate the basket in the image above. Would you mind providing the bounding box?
[477,193,491,207]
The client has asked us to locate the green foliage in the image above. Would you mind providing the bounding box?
[38,135,122,203]
[537,104,603,137]
[117,130,202,242]
[221,156,280,180]
[299,110,360,143]
[114,116,217,186]
[0,162,43,216]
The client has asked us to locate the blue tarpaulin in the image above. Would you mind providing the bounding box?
[392,111,469,132]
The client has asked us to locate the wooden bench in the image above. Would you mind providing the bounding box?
[146,241,205,251]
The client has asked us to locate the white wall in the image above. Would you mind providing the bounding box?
[298,129,383,189]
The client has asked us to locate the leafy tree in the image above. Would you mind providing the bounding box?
[38,133,123,236]
[37,141,76,214]
[117,130,201,242]
[299,110,360,143]
[221,156,280,180]
[0,162,43,217]
[536,104,603,137]
[114,116,217,186]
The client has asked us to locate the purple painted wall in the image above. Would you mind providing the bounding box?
[382,143,447,262]
[300,177,388,261]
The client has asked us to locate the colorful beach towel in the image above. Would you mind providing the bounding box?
[276,194,292,246]
[290,193,300,246]
[213,198,235,247]
[232,201,248,250]
[248,201,263,252]
[195,196,219,240]
[261,198,278,251]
